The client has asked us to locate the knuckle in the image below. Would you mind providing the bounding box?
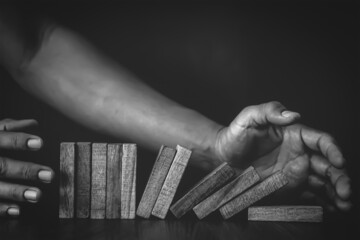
[9,187,22,201]
[20,166,37,180]
[0,158,8,177]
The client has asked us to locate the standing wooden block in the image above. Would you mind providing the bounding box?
[59,142,75,218]
[220,171,288,219]
[106,144,122,219]
[248,206,323,222]
[90,143,107,219]
[193,166,260,219]
[121,144,137,219]
[136,146,176,218]
[75,142,91,218]
[170,162,235,218]
[152,145,192,219]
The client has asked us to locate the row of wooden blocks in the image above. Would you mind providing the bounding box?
[59,143,323,222]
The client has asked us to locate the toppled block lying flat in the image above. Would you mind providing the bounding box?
[248,206,323,222]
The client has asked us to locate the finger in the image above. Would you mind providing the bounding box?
[0,157,54,183]
[301,126,344,168]
[310,154,351,200]
[308,174,327,188]
[0,119,38,132]
[0,181,41,203]
[0,132,43,151]
[324,183,352,211]
[0,203,20,217]
[301,191,335,212]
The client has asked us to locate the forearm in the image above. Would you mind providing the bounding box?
[2,24,223,169]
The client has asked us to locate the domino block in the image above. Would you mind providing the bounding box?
[90,143,107,219]
[220,171,288,219]
[75,142,91,218]
[152,145,192,219]
[193,166,260,219]
[136,145,176,218]
[59,142,75,218]
[170,162,235,218]
[121,144,137,219]
[106,144,122,219]
[248,206,323,222]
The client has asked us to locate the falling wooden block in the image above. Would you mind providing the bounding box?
[220,171,288,219]
[152,145,192,219]
[121,144,137,219]
[59,142,75,218]
[193,166,260,219]
[75,142,91,218]
[137,145,176,218]
[106,144,122,219]
[170,162,235,218]
[248,206,323,222]
[90,143,107,219]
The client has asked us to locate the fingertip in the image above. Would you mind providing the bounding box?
[281,110,301,119]
[336,176,352,200]
[38,169,55,183]
[27,137,43,150]
[335,199,352,211]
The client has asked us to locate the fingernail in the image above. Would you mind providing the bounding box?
[7,207,20,216]
[24,189,40,203]
[282,110,299,118]
[27,138,43,150]
[38,170,53,183]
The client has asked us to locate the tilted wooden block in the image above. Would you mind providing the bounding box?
[75,142,91,218]
[152,145,192,219]
[106,144,122,219]
[220,171,288,219]
[90,143,107,219]
[170,162,235,218]
[193,166,260,219]
[248,206,323,222]
[137,145,176,218]
[59,142,75,218]
[121,144,137,219]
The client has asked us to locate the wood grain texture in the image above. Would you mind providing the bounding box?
[152,145,191,219]
[193,166,260,219]
[75,142,91,218]
[248,206,323,222]
[170,162,235,218]
[90,143,107,219]
[106,144,122,219]
[121,144,137,219]
[59,142,75,218]
[220,171,288,219]
[136,145,176,218]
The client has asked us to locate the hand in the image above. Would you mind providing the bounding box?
[214,101,352,211]
[0,119,54,217]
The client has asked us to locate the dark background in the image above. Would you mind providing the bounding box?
[0,1,358,229]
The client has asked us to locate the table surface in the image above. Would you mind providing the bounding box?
[1,212,356,240]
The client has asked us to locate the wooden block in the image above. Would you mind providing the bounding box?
[220,171,288,219]
[90,143,107,219]
[152,145,192,219]
[170,162,235,218]
[75,142,91,218]
[248,206,323,222]
[59,142,75,218]
[106,144,122,219]
[193,166,260,219]
[136,145,176,218]
[121,144,137,219]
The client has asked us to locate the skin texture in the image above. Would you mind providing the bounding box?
[0,18,352,217]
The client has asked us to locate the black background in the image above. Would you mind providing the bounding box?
[0,1,358,228]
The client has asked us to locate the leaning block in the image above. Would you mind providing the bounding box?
[59,142,75,218]
[170,162,235,218]
[248,206,323,222]
[90,143,107,219]
[121,144,137,219]
[75,142,91,218]
[220,171,288,219]
[193,166,260,219]
[137,146,176,218]
[106,144,122,219]
[152,145,192,219]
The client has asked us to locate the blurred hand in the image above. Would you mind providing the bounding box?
[0,119,54,217]
[214,101,351,211]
